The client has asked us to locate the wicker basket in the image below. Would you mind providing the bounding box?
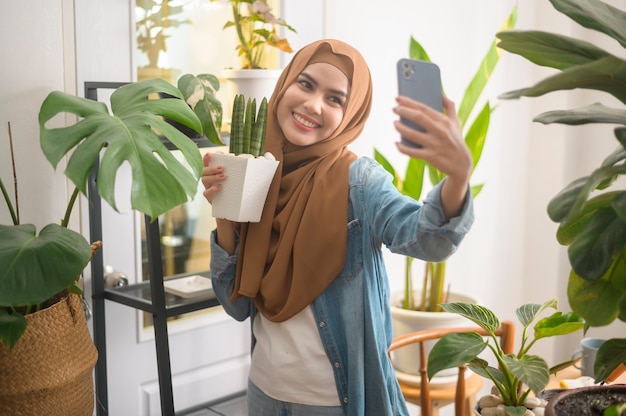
[0,293,98,416]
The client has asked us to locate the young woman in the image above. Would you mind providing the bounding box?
[201,39,474,416]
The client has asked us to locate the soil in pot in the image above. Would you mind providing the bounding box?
[546,386,626,416]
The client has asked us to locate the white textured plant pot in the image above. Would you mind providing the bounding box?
[209,152,279,223]
[390,290,480,382]
[222,68,281,104]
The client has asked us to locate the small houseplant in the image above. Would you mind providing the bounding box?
[495,0,626,383]
[210,0,296,69]
[209,94,280,222]
[375,5,517,312]
[0,76,221,412]
[428,299,585,416]
[135,0,192,82]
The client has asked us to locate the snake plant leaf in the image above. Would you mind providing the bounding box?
[498,56,626,105]
[0,223,91,306]
[177,73,224,145]
[505,354,550,396]
[440,302,500,333]
[533,311,585,339]
[39,79,203,221]
[457,5,517,127]
[515,299,557,328]
[0,310,26,352]
[534,103,626,126]
[595,338,626,382]
[550,0,626,49]
[568,259,624,326]
[496,30,611,71]
[427,331,487,379]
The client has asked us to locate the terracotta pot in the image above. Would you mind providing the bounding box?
[544,385,626,416]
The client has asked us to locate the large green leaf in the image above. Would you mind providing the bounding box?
[534,103,626,126]
[440,302,500,333]
[533,311,585,339]
[505,354,549,396]
[427,332,487,379]
[0,310,26,351]
[0,223,91,306]
[177,73,224,145]
[499,56,626,105]
[39,78,203,220]
[550,0,626,49]
[595,338,626,381]
[568,260,625,326]
[457,6,517,127]
[496,30,611,71]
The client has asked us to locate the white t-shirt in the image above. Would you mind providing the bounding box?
[249,305,340,405]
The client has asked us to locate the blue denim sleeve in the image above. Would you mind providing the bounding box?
[209,229,255,321]
[356,157,474,262]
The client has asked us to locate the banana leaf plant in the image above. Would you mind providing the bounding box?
[428,300,584,416]
[495,0,626,382]
[375,6,517,312]
[0,76,222,351]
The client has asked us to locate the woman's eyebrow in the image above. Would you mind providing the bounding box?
[300,71,348,98]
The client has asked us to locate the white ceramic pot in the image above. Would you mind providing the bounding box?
[390,290,479,382]
[209,151,279,222]
[221,69,281,107]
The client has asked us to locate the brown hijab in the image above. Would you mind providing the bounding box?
[231,39,373,322]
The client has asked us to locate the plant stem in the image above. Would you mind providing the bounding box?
[2,122,19,225]
[61,187,81,228]
[403,256,414,310]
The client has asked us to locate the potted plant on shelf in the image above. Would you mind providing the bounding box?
[210,0,297,110]
[0,76,221,414]
[428,299,585,416]
[495,0,626,390]
[376,7,516,381]
[136,0,192,83]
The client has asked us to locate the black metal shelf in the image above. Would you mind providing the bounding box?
[86,81,221,416]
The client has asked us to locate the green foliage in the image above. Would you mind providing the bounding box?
[496,0,626,381]
[428,300,584,414]
[136,0,192,68]
[374,6,517,311]
[177,73,224,145]
[210,0,296,69]
[229,94,268,157]
[0,77,215,350]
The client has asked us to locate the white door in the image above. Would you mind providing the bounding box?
[82,144,250,416]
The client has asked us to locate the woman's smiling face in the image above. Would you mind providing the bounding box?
[276,62,350,147]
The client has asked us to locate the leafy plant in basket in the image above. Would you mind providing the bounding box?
[374,6,517,312]
[0,76,222,350]
[495,0,626,382]
[210,0,297,69]
[428,299,585,416]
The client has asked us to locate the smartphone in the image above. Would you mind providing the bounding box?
[397,58,443,148]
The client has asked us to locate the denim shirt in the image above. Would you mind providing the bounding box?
[210,156,474,416]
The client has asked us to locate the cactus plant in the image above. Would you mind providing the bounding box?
[228,94,268,157]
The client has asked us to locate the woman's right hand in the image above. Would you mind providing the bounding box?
[201,152,226,204]
[201,152,236,253]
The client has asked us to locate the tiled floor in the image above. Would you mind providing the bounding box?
[180,393,248,416]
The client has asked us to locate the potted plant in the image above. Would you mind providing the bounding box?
[495,0,626,386]
[375,5,517,315]
[209,94,279,222]
[210,0,297,113]
[428,299,585,416]
[0,75,221,414]
[135,0,192,83]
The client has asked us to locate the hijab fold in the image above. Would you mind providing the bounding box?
[230,39,373,322]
